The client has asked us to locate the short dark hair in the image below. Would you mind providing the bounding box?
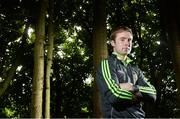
[110,26,133,41]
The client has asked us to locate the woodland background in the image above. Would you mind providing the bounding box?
[0,0,180,118]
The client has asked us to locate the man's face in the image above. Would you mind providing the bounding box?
[111,31,133,55]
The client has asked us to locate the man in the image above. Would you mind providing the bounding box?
[96,26,156,118]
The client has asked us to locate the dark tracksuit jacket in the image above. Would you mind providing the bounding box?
[96,54,156,118]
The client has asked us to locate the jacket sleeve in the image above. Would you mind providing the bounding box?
[135,68,157,102]
[96,59,133,106]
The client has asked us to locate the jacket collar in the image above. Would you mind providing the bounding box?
[112,52,133,66]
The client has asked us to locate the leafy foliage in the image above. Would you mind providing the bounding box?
[0,0,178,118]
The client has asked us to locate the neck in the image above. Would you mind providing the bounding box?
[113,52,127,61]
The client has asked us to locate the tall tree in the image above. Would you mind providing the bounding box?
[0,23,29,97]
[45,0,54,118]
[92,0,107,117]
[31,0,47,118]
[159,0,180,117]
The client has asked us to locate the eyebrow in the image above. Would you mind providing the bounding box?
[119,37,132,40]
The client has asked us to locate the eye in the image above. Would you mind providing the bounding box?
[120,39,125,41]
[119,37,125,41]
[128,38,132,42]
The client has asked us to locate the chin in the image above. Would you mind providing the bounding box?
[126,51,131,54]
[124,52,130,55]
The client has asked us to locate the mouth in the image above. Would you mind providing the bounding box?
[123,48,130,51]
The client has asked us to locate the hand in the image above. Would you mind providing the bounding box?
[132,91,143,104]
[119,83,134,91]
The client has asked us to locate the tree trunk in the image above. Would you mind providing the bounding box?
[92,0,107,117]
[0,23,29,97]
[159,0,180,117]
[31,0,47,118]
[45,0,54,118]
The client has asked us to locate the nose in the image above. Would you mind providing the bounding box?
[124,39,130,46]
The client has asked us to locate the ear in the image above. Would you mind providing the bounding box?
[111,40,115,47]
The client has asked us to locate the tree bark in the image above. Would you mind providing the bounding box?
[45,0,54,118]
[92,0,107,117]
[31,0,47,118]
